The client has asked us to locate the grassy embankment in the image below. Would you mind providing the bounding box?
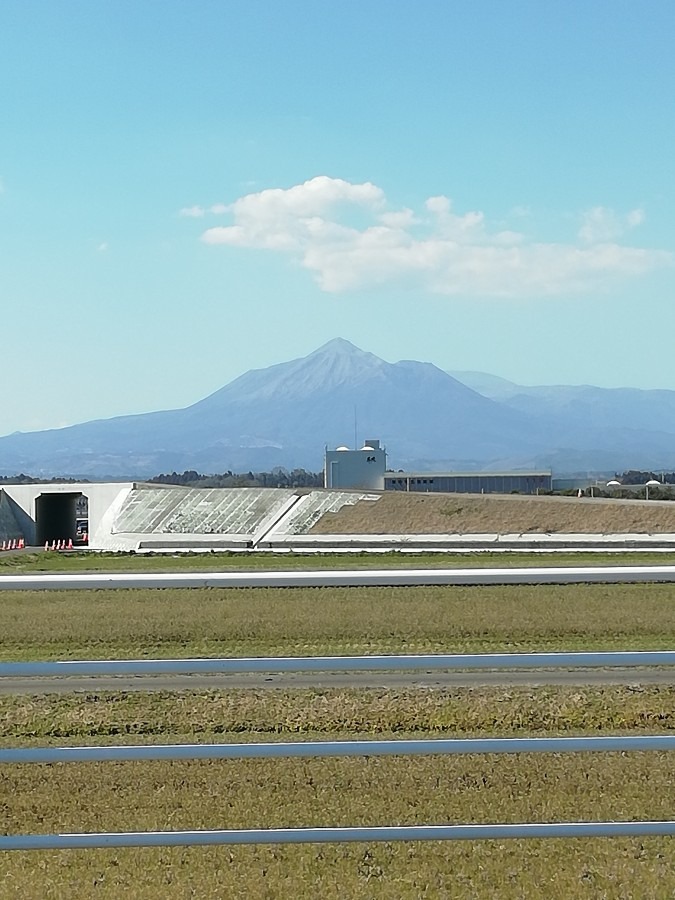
[2,579,675,897]
[2,548,675,574]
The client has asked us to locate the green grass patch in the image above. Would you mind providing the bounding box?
[3,549,675,574]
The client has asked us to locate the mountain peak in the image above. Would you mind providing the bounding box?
[297,337,387,390]
[4,335,675,477]
[309,337,367,357]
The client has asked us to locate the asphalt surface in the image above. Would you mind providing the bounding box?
[0,668,673,694]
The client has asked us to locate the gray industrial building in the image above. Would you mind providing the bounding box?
[324,438,553,494]
[322,438,551,494]
[324,439,386,490]
[384,470,552,494]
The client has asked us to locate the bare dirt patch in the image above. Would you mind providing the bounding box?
[310,491,675,534]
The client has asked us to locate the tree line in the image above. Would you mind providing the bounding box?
[147,468,323,488]
[0,470,323,488]
[0,474,84,484]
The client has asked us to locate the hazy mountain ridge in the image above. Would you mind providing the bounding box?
[0,339,673,478]
[450,369,675,442]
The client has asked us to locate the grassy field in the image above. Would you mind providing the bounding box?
[2,686,675,898]
[2,578,675,897]
[3,685,675,742]
[1,582,675,660]
[2,747,675,898]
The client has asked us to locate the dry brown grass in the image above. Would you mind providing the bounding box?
[311,491,675,534]
[3,582,675,660]
[3,836,674,900]
[2,685,675,741]
[3,687,675,898]
[4,572,675,896]
[2,753,675,899]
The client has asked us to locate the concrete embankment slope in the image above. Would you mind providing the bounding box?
[90,485,675,552]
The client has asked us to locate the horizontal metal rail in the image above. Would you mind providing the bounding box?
[3,564,675,591]
[3,734,675,765]
[5,648,674,853]
[4,821,675,850]
[2,650,675,678]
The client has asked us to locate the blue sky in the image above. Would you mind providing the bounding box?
[2,0,674,436]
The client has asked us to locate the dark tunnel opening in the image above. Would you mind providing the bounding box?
[35,493,81,546]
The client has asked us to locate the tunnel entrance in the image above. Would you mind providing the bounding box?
[35,493,82,546]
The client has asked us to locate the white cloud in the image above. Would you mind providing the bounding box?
[194,177,671,297]
[97,242,108,252]
[578,206,646,244]
[180,201,240,218]
[377,208,418,229]
[180,205,206,218]
[202,176,385,253]
[626,208,646,228]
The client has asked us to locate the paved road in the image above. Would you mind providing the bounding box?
[4,565,675,590]
[1,669,672,694]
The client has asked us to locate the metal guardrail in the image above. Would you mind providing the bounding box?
[2,650,675,678]
[4,821,675,851]
[2,734,675,765]
[4,652,675,851]
[0,650,675,678]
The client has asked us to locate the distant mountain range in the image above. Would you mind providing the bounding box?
[1,338,674,478]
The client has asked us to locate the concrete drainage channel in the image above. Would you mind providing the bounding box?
[256,534,675,553]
